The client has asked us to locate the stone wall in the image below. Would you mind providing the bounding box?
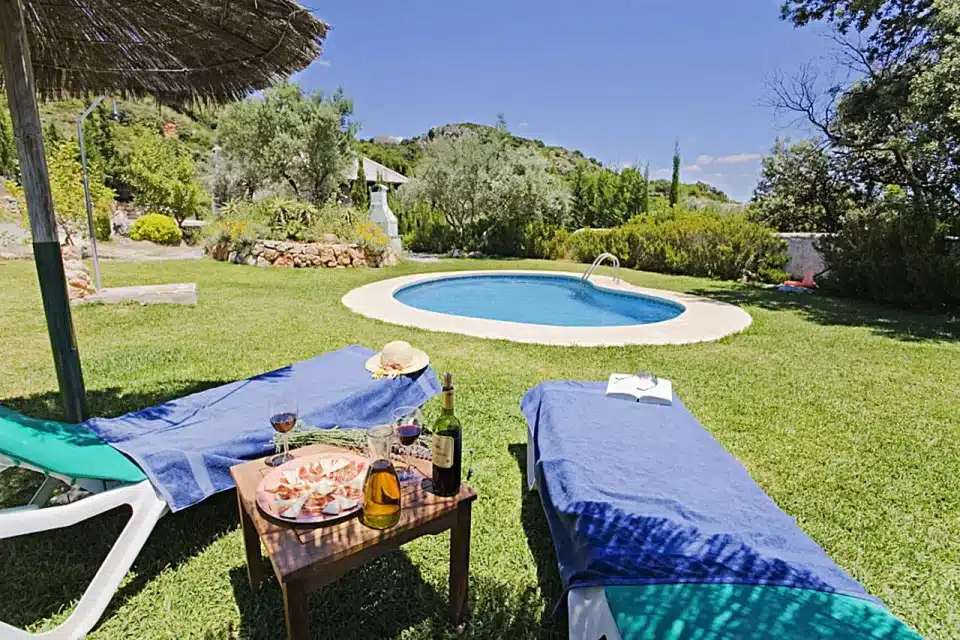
[779,233,827,279]
[209,239,398,269]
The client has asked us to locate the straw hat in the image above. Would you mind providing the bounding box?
[365,341,430,378]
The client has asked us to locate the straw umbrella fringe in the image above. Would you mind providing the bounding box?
[0,0,328,421]
[1,0,328,101]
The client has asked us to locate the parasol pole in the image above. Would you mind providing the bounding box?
[78,96,105,290]
[0,0,88,422]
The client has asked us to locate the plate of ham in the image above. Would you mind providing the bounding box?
[256,452,368,524]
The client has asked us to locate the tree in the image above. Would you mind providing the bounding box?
[44,121,62,148]
[350,157,369,211]
[216,82,357,204]
[642,163,651,213]
[122,126,208,226]
[0,99,16,178]
[400,126,568,250]
[6,141,115,244]
[620,165,646,219]
[567,161,591,229]
[750,139,851,232]
[670,140,681,207]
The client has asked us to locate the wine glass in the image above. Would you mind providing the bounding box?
[268,398,298,467]
[392,405,423,479]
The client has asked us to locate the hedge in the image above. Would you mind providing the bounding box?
[129,213,182,246]
[565,213,788,282]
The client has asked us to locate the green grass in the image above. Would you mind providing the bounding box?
[1,257,958,639]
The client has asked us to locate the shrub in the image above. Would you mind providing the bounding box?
[399,201,455,254]
[129,213,182,245]
[94,212,111,241]
[819,201,960,309]
[354,220,389,254]
[565,212,788,282]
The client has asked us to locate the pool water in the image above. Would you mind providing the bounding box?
[394,274,684,327]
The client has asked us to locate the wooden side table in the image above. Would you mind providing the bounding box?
[230,444,477,640]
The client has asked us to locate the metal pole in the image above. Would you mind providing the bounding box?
[77,96,105,290]
[0,0,87,422]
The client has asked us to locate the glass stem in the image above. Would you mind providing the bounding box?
[284,433,290,459]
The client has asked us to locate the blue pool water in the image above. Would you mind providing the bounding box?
[394,274,684,327]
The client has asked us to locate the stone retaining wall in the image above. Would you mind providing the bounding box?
[779,232,827,279]
[209,239,397,269]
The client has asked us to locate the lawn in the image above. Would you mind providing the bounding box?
[1,257,958,639]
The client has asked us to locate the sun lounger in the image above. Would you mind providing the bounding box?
[522,381,922,640]
[0,345,440,639]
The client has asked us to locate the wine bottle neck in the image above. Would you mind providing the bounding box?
[441,388,455,414]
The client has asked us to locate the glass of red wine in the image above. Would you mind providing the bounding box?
[268,398,298,467]
[392,406,423,477]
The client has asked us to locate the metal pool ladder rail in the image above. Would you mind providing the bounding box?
[580,253,621,292]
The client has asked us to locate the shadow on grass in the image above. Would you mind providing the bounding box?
[0,490,238,634]
[692,284,960,343]
[508,443,567,639]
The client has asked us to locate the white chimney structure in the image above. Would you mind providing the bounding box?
[368,185,402,253]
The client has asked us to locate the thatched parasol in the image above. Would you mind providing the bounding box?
[0,0,329,421]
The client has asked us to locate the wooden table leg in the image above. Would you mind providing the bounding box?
[449,500,472,626]
[281,581,310,640]
[237,491,264,591]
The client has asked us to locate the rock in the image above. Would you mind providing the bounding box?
[244,254,257,266]
[336,264,345,269]
[467,251,484,259]
[288,244,303,255]
[262,240,281,249]
[448,249,463,258]
[252,242,265,255]
[319,245,335,263]
[303,245,318,256]
[293,256,303,267]
[256,257,270,268]
[227,251,237,263]
[210,242,230,261]
[321,233,339,243]
[111,211,132,236]
[274,255,293,268]
[338,252,352,266]
[262,249,279,261]
[325,259,337,267]
[276,242,291,252]
[379,248,399,267]
[61,245,81,261]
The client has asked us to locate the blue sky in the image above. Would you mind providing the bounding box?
[295,1,831,201]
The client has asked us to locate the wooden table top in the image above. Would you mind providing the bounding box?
[230,444,477,583]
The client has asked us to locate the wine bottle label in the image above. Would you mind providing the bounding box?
[432,435,456,469]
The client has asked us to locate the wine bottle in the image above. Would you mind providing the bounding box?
[431,372,462,497]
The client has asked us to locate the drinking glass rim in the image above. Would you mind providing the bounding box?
[369,424,395,438]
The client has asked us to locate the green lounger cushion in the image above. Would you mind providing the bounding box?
[0,405,146,484]
[605,583,922,639]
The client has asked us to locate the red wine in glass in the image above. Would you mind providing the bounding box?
[396,423,422,446]
[270,412,297,433]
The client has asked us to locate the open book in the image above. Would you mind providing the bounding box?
[606,373,673,405]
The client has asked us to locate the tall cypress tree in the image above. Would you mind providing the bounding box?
[669,140,681,207]
[642,162,651,214]
[350,156,369,211]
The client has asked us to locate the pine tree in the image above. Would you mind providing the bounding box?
[642,163,651,214]
[350,156,369,211]
[669,140,681,207]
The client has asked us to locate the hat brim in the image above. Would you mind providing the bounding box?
[365,349,430,376]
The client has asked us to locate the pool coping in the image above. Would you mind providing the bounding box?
[342,270,752,347]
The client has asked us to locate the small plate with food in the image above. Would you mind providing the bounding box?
[256,451,368,524]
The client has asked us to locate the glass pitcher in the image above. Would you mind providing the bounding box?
[362,425,402,530]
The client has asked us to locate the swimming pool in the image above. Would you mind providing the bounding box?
[342,270,753,346]
[394,274,684,327]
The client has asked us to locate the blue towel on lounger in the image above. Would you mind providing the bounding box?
[85,345,440,511]
[521,381,878,605]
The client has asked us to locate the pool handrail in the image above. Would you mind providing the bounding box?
[581,253,621,293]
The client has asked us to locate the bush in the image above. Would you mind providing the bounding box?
[565,212,788,282]
[94,212,111,241]
[129,213,182,245]
[399,202,455,254]
[354,220,389,254]
[819,201,960,309]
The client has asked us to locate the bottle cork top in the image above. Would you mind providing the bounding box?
[443,372,453,388]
